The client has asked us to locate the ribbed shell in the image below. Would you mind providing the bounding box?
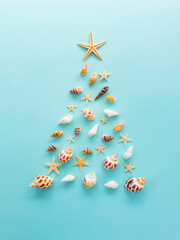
[113,122,124,131]
[89,73,97,86]
[125,177,146,193]
[102,135,114,142]
[51,131,63,137]
[46,145,57,152]
[70,88,82,94]
[75,127,81,137]
[94,86,109,100]
[82,148,93,154]
[103,154,118,170]
[81,109,95,120]
[81,64,87,75]
[29,176,53,189]
[83,172,97,189]
[58,147,73,163]
[105,96,115,102]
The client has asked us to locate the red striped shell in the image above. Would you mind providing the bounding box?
[125,177,146,193]
[58,147,73,163]
[103,154,118,170]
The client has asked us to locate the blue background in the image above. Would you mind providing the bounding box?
[0,1,180,239]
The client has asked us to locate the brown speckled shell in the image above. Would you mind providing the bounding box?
[103,154,118,170]
[125,177,146,193]
[81,109,95,121]
[58,147,73,163]
[29,176,53,189]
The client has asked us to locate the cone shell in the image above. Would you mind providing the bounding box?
[61,175,75,182]
[46,145,57,152]
[89,73,97,86]
[70,87,82,94]
[81,108,95,120]
[95,86,109,100]
[58,147,73,163]
[82,148,93,154]
[83,172,97,189]
[59,115,73,124]
[51,131,63,137]
[104,181,119,189]
[88,123,98,137]
[113,122,124,131]
[125,177,146,193]
[75,127,81,137]
[102,135,114,142]
[29,176,53,189]
[104,109,119,117]
[123,146,133,160]
[105,96,115,102]
[103,154,118,170]
[81,64,87,75]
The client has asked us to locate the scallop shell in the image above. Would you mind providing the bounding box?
[104,109,119,117]
[51,131,63,137]
[94,86,109,100]
[61,175,75,182]
[81,64,87,75]
[88,123,98,137]
[58,115,73,124]
[102,135,114,142]
[75,126,81,137]
[89,73,97,86]
[46,145,57,152]
[123,146,133,160]
[104,181,119,189]
[81,108,95,120]
[29,176,53,189]
[83,172,97,189]
[58,147,73,163]
[113,122,124,131]
[82,148,93,154]
[70,88,83,94]
[125,177,146,193]
[103,154,118,170]
[105,96,115,102]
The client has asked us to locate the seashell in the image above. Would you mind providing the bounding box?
[70,87,83,94]
[82,148,93,154]
[104,181,119,189]
[81,108,95,120]
[29,175,53,189]
[104,109,119,117]
[81,64,87,75]
[105,96,115,102]
[83,172,97,189]
[58,147,73,163]
[46,145,57,152]
[89,73,97,86]
[103,154,118,170]
[102,135,114,142]
[123,146,133,160]
[113,122,124,131]
[75,126,81,137]
[125,177,146,193]
[61,175,75,182]
[51,130,63,137]
[94,86,109,100]
[88,123,98,137]
[58,115,73,124]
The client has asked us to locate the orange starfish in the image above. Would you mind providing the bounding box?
[73,155,89,171]
[124,162,136,174]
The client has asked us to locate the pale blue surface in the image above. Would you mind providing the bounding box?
[0,1,180,239]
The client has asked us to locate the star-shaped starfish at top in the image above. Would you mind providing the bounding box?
[77,32,107,60]
[99,69,110,81]
[44,157,62,174]
[100,115,108,124]
[73,155,89,171]
[118,134,132,147]
[66,136,75,144]
[95,143,106,154]
[81,93,93,104]
[67,103,76,112]
[124,162,136,174]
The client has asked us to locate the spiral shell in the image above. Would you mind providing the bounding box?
[104,109,119,117]
[103,154,118,170]
[58,115,73,124]
[81,109,95,120]
[82,148,93,154]
[83,172,97,189]
[61,175,75,182]
[58,147,73,163]
[94,86,109,100]
[113,122,124,131]
[123,146,133,160]
[88,123,98,137]
[89,73,97,86]
[104,181,119,189]
[75,126,81,137]
[125,177,146,193]
[51,131,63,137]
[29,176,53,189]
[81,64,87,75]
[46,145,57,152]
[102,135,114,142]
[105,96,115,102]
[70,88,82,94]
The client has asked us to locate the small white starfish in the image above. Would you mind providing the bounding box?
[66,136,75,144]
[95,143,106,154]
[99,69,110,81]
[81,93,93,104]
[118,134,132,147]
[67,103,77,112]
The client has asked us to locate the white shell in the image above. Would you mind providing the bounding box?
[123,146,133,160]
[104,109,119,117]
[83,172,97,189]
[88,123,99,137]
[104,181,119,189]
[58,115,73,124]
[61,175,75,182]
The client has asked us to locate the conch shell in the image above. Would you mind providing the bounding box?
[81,64,87,75]
[102,135,114,142]
[88,123,98,137]
[29,175,53,189]
[81,108,95,120]
[61,175,75,182]
[105,96,115,102]
[125,177,146,193]
[58,115,73,124]
[104,181,119,189]
[89,73,97,86]
[113,122,124,131]
[103,154,118,170]
[70,87,82,94]
[75,126,81,137]
[46,145,57,152]
[51,131,63,137]
[94,86,109,100]
[83,172,97,189]
[58,147,73,163]
[82,148,93,154]
[104,109,118,117]
[123,146,133,160]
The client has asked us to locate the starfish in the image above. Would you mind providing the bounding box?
[81,93,93,104]
[95,143,106,154]
[118,134,132,147]
[99,69,110,81]
[67,103,76,112]
[73,155,89,171]
[100,115,108,124]
[66,136,75,144]
[124,162,136,174]
[77,32,107,60]
[44,157,62,174]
